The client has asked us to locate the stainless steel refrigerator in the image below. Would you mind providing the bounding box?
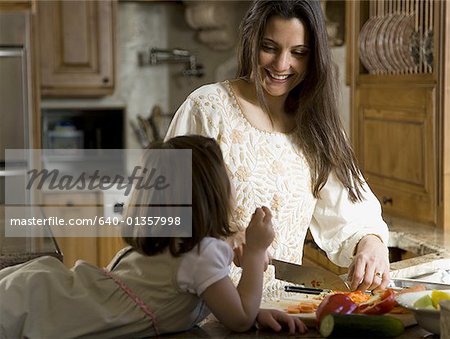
[0,11,32,207]
[0,10,32,256]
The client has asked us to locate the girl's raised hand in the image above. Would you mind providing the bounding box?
[245,206,274,252]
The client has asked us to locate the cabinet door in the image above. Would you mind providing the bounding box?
[43,192,126,268]
[355,85,436,225]
[43,192,101,267]
[97,236,124,268]
[37,0,115,96]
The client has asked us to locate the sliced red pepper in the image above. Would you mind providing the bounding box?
[316,293,358,324]
[356,288,397,315]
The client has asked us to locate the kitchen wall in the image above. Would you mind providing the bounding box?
[41,1,350,150]
[331,45,350,133]
[166,1,250,113]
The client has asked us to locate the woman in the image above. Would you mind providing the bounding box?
[165,0,389,295]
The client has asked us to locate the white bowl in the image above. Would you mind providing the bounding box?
[395,290,450,335]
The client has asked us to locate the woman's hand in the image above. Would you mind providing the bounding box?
[348,235,390,291]
[256,309,308,334]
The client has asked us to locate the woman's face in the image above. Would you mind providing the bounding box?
[258,16,310,99]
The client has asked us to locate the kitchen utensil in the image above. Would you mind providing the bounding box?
[148,106,162,141]
[130,121,150,148]
[390,277,450,291]
[396,290,449,334]
[137,115,153,142]
[284,285,324,295]
[270,258,350,291]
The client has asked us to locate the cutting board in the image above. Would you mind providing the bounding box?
[261,293,417,328]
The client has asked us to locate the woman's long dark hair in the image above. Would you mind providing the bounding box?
[237,0,364,202]
[123,135,234,256]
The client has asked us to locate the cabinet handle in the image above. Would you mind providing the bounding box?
[114,202,124,214]
[102,77,109,84]
[382,196,393,205]
[66,201,74,207]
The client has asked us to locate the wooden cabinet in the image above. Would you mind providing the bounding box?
[36,0,116,96]
[348,1,450,231]
[43,192,100,267]
[355,82,437,224]
[43,192,124,268]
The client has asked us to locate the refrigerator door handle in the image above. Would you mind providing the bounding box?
[0,169,27,176]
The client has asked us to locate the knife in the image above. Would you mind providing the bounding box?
[270,258,350,291]
[284,285,324,294]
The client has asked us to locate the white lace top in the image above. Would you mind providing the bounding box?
[165,81,389,299]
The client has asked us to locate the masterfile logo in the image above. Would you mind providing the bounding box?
[4,149,192,238]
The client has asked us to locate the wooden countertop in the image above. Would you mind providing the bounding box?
[162,318,434,338]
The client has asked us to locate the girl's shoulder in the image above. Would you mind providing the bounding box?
[181,237,233,270]
[194,237,232,257]
[177,237,233,295]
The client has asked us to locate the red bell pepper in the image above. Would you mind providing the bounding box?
[355,289,397,315]
[316,293,358,324]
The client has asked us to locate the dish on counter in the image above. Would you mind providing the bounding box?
[395,289,450,334]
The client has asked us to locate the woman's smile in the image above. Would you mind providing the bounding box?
[265,70,294,81]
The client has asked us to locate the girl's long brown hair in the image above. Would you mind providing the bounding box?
[123,135,234,256]
[237,0,364,202]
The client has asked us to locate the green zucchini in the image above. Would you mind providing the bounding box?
[319,314,405,338]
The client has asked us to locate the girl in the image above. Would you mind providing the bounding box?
[0,135,306,338]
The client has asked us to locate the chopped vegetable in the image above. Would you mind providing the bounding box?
[286,305,301,314]
[413,295,434,309]
[355,288,397,315]
[389,306,410,314]
[286,301,318,314]
[315,294,358,324]
[341,290,371,304]
[411,290,450,310]
[431,290,450,309]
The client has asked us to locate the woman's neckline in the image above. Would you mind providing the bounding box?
[223,79,297,136]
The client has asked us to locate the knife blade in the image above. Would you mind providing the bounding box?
[270,258,350,291]
[284,285,324,294]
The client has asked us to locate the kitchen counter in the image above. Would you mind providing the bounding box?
[386,215,450,279]
[161,318,435,339]
[0,207,63,269]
